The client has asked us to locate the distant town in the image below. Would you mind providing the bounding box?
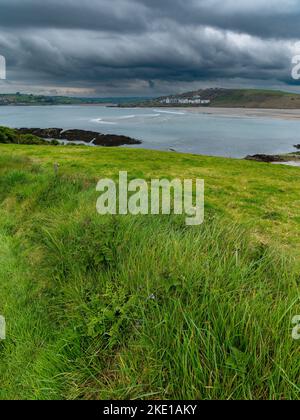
[160,95,211,105]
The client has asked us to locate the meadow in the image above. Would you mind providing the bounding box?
[0,144,299,400]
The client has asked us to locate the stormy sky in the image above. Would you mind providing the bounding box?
[0,0,300,96]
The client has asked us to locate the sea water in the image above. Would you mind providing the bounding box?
[1,105,300,158]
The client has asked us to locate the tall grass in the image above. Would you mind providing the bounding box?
[0,157,299,400]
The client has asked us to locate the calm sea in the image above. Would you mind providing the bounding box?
[1,105,300,158]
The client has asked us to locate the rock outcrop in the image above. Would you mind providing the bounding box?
[245,154,286,163]
[17,128,63,139]
[16,128,141,147]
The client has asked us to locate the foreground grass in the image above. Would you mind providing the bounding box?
[1,144,300,254]
[0,145,299,400]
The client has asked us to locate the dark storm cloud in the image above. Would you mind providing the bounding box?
[0,0,299,95]
[0,0,148,32]
[1,0,300,39]
[138,0,300,40]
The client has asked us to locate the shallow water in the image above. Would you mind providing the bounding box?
[272,161,300,167]
[1,105,300,158]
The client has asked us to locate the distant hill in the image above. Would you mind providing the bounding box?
[0,93,149,106]
[120,88,300,109]
[3,90,300,109]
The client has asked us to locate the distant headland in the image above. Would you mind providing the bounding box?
[2,88,300,109]
[117,88,300,109]
[0,93,148,106]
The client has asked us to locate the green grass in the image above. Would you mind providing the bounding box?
[0,145,299,400]
[0,93,147,106]
[0,126,60,146]
[212,89,300,109]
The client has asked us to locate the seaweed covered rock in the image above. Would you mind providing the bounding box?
[16,127,142,147]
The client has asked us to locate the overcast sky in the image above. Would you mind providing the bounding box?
[0,0,300,96]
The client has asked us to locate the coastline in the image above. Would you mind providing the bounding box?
[2,103,300,120]
[163,107,300,121]
[2,106,300,159]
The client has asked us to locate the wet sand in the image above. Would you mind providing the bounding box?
[187,107,300,120]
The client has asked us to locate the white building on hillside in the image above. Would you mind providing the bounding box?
[160,96,210,105]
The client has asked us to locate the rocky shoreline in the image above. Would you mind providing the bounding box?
[4,127,300,165]
[16,128,141,147]
[245,152,300,165]
[245,154,287,163]
[244,143,300,164]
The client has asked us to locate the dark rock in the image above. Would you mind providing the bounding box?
[17,128,63,139]
[93,134,141,147]
[60,129,98,142]
[16,127,141,147]
[294,144,300,149]
[245,154,286,163]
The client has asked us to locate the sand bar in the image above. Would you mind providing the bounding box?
[186,107,300,120]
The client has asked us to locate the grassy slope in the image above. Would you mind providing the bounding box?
[212,89,300,109]
[0,144,299,400]
[0,94,147,106]
[0,94,82,105]
[133,89,300,109]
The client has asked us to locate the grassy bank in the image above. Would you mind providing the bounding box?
[0,145,299,400]
[0,126,59,146]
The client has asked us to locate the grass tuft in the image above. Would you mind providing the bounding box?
[0,147,299,400]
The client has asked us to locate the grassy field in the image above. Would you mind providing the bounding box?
[211,89,300,109]
[0,144,299,400]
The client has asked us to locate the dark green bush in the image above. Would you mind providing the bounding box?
[0,126,54,145]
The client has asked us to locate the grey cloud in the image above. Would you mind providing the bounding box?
[0,0,299,95]
[138,0,300,39]
[0,0,148,33]
[1,0,300,39]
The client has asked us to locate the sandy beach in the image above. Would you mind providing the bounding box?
[187,107,300,120]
